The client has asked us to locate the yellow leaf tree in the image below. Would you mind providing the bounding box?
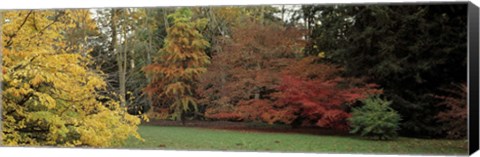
[143,8,210,124]
[1,9,141,147]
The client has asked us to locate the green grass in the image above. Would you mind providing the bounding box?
[120,125,467,155]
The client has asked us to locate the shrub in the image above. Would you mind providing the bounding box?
[271,57,383,130]
[349,96,401,140]
[433,83,467,139]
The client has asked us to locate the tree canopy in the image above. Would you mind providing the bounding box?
[2,10,141,147]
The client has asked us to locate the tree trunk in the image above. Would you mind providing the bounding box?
[291,117,303,129]
[180,111,186,126]
[111,8,127,107]
[109,9,117,54]
[254,62,262,99]
[254,93,260,99]
[118,10,129,108]
[81,11,88,57]
[118,54,126,107]
[163,9,170,29]
[144,9,153,83]
[208,7,225,37]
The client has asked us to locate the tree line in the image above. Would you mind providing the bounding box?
[1,4,468,147]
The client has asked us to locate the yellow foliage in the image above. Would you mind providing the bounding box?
[318,51,326,58]
[2,10,141,147]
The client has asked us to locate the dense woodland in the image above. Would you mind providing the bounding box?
[1,4,468,147]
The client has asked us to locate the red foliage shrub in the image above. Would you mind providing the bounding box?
[205,57,382,130]
[270,57,383,130]
[433,83,467,139]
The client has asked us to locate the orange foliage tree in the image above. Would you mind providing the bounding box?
[143,8,210,124]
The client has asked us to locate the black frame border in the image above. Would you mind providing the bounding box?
[468,2,479,155]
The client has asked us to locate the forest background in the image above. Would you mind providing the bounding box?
[0,4,468,147]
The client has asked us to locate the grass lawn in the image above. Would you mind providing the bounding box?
[120,125,468,155]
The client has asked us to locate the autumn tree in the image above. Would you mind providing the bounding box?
[197,21,305,120]
[144,8,210,124]
[269,57,382,130]
[197,20,381,129]
[1,10,141,147]
[124,8,169,115]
